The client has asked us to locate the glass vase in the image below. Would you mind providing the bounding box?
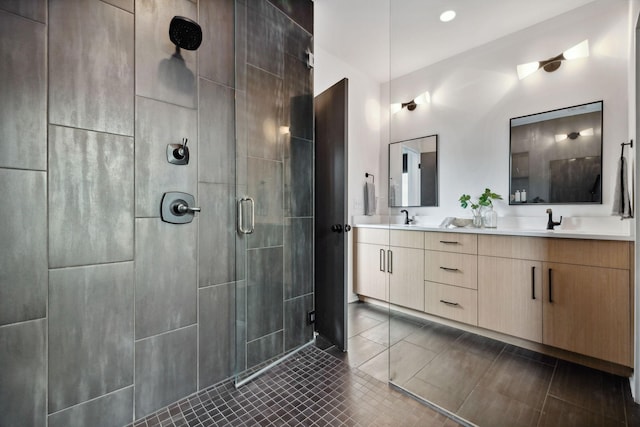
[472,210,483,228]
[482,205,498,228]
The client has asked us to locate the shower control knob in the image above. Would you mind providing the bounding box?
[330,224,343,233]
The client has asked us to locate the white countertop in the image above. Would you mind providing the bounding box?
[353,217,634,241]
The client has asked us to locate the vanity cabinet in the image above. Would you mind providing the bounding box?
[388,230,425,311]
[424,232,478,325]
[478,234,632,367]
[355,227,633,367]
[542,262,630,366]
[478,257,542,342]
[354,228,388,301]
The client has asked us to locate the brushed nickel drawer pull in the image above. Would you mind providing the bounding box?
[440,299,459,307]
[439,266,460,272]
[439,240,460,245]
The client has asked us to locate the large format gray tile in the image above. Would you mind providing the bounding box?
[247,330,284,368]
[0,0,46,22]
[198,183,235,287]
[538,396,622,427]
[234,0,247,92]
[451,331,506,361]
[458,387,541,427]
[198,78,235,185]
[135,96,197,217]
[135,218,197,339]
[0,11,46,170]
[0,169,47,326]
[272,0,313,34]
[403,321,464,355]
[135,325,197,419]
[413,347,494,411]
[247,157,283,249]
[247,247,283,341]
[344,335,386,368]
[476,351,554,410]
[48,263,134,413]
[101,0,133,13]
[198,0,234,86]
[358,348,389,383]
[198,283,235,388]
[49,0,133,135]
[283,55,313,142]
[48,126,134,268]
[246,0,285,77]
[389,340,437,386]
[48,386,133,427]
[135,0,197,108]
[360,318,423,347]
[284,217,313,299]
[284,294,313,351]
[0,319,46,427]
[284,137,313,217]
[348,314,382,338]
[548,360,625,422]
[246,65,284,161]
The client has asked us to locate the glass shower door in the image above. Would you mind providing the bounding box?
[234,0,315,383]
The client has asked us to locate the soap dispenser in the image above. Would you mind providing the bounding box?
[521,189,527,202]
[515,190,521,202]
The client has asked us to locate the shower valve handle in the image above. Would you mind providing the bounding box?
[175,138,189,158]
[174,201,200,215]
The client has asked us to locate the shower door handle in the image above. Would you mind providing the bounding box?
[238,197,255,234]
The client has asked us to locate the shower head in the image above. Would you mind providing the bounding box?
[169,16,202,51]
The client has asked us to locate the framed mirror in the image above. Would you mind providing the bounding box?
[509,101,603,205]
[389,134,438,207]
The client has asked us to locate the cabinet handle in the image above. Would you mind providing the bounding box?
[531,266,536,300]
[439,266,459,272]
[379,249,385,272]
[439,240,460,245]
[548,268,553,303]
[387,250,393,273]
[440,299,460,307]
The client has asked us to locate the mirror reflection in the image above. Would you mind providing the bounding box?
[509,101,603,204]
[389,134,438,207]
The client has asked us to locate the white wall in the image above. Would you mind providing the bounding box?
[382,0,632,223]
[314,46,384,300]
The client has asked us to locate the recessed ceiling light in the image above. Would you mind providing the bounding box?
[440,10,456,23]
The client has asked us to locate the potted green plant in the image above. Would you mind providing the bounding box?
[459,188,503,227]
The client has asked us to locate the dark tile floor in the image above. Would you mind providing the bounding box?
[338,301,640,427]
[129,344,460,427]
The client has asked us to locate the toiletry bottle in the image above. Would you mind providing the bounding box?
[521,189,527,202]
[515,190,521,202]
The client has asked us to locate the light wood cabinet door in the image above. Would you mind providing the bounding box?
[389,246,424,311]
[478,256,542,343]
[542,262,631,366]
[355,243,388,301]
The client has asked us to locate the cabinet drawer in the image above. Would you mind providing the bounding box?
[424,232,477,254]
[425,250,477,289]
[355,227,389,245]
[390,230,424,249]
[425,281,478,325]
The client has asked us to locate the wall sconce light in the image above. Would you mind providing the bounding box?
[390,91,431,114]
[517,40,589,80]
[554,127,594,142]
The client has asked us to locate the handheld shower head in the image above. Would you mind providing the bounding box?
[169,16,202,51]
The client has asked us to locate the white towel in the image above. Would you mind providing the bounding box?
[364,182,376,216]
[612,156,632,217]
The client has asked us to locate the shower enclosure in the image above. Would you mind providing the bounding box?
[233,0,315,383]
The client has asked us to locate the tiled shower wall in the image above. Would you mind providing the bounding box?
[0,0,313,426]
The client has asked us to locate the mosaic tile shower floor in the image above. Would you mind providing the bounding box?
[129,345,458,427]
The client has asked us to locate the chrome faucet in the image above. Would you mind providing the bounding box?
[400,209,414,225]
[546,209,562,230]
